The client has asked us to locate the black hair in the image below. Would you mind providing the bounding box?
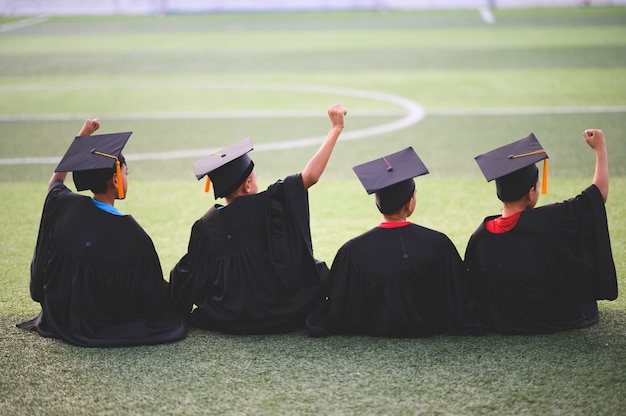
[375,179,415,215]
[495,164,538,202]
[72,157,126,194]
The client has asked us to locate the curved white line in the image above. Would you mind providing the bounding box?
[0,83,425,165]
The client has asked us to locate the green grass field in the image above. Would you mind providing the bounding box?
[1,7,625,415]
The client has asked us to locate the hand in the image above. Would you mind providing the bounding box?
[301,102,347,190]
[328,102,347,130]
[582,129,606,152]
[583,128,609,203]
[78,118,100,136]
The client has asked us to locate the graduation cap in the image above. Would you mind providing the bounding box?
[475,133,549,202]
[55,132,132,199]
[353,147,429,214]
[193,138,255,198]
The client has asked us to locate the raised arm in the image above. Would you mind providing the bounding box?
[301,102,347,190]
[48,118,100,188]
[583,128,608,203]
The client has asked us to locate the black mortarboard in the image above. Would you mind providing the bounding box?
[474,133,549,201]
[55,132,132,199]
[193,138,255,198]
[353,147,429,214]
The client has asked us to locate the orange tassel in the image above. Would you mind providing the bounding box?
[204,177,211,193]
[115,160,124,199]
[92,150,125,199]
[541,158,548,194]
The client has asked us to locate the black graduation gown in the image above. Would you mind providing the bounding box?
[170,174,328,334]
[17,182,186,347]
[463,184,618,334]
[306,223,482,338]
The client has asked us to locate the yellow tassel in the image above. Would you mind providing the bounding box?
[204,177,211,193]
[541,158,548,194]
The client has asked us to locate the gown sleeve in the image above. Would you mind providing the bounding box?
[305,245,350,337]
[169,219,205,315]
[30,181,71,302]
[267,174,317,289]
[552,184,617,300]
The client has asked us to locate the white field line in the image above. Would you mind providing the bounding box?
[2,79,624,165]
[426,106,626,116]
[0,106,421,164]
[0,109,405,122]
[1,106,623,123]
[0,17,48,33]
[0,83,426,165]
[2,105,624,165]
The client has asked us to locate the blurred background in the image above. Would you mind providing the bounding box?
[2,0,626,16]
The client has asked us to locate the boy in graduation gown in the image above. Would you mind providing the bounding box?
[464,130,618,334]
[306,147,482,337]
[17,119,186,347]
[170,102,347,334]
